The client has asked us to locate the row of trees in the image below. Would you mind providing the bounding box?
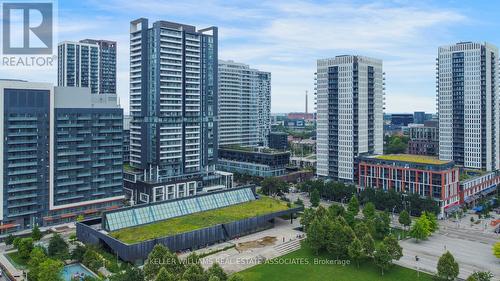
[359,188,440,216]
[260,177,289,196]
[302,197,403,275]
[298,179,440,216]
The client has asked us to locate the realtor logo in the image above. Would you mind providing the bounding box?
[2,2,53,54]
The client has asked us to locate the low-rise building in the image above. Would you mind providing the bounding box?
[123,168,233,205]
[358,154,460,216]
[460,170,500,208]
[268,132,288,150]
[217,147,290,177]
[290,155,316,169]
[407,121,439,156]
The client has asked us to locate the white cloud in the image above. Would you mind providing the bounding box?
[0,0,469,114]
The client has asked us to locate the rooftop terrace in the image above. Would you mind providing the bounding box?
[373,154,450,165]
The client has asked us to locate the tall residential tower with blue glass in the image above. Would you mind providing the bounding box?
[125,19,232,205]
[0,80,123,232]
[57,39,117,95]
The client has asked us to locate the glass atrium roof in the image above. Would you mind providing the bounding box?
[104,187,256,231]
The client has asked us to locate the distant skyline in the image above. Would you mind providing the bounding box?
[1,0,499,113]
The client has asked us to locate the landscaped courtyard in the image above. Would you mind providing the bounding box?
[234,247,434,281]
[110,196,292,244]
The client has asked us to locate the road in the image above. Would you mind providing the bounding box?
[287,191,500,279]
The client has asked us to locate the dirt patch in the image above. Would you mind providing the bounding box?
[235,236,277,252]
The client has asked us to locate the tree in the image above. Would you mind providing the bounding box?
[155,267,175,281]
[353,221,370,240]
[361,233,375,257]
[27,247,47,281]
[32,225,42,241]
[423,211,438,233]
[209,276,221,281]
[181,263,206,281]
[37,258,64,281]
[260,177,288,196]
[326,218,355,259]
[409,216,430,242]
[383,235,402,261]
[144,244,184,280]
[466,271,494,281]
[207,263,227,281]
[362,202,376,220]
[437,251,459,281]
[374,211,391,240]
[348,238,363,267]
[306,218,325,255]
[82,249,103,272]
[347,196,359,216]
[13,237,21,249]
[5,234,14,245]
[374,244,392,275]
[300,208,316,231]
[328,204,345,218]
[71,244,87,262]
[398,210,411,232]
[310,189,320,207]
[48,233,69,259]
[17,237,34,260]
[493,242,500,259]
[110,265,145,281]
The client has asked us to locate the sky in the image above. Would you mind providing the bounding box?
[1,0,500,114]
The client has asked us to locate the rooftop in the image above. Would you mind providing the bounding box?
[109,196,291,244]
[373,154,450,165]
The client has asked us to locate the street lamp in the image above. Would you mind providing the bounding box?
[415,255,420,279]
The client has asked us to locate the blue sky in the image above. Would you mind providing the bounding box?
[2,0,500,113]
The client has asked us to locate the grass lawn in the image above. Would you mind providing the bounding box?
[110,197,291,244]
[6,251,27,269]
[235,246,433,281]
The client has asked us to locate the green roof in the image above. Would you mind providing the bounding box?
[374,154,450,165]
[110,196,290,244]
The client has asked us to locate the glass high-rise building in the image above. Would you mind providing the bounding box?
[128,18,218,181]
[218,60,271,147]
[315,55,384,182]
[437,42,499,171]
[58,39,117,94]
[0,80,123,231]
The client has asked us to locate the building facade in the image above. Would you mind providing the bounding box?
[437,42,500,171]
[0,80,52,231]
[0,80,123,232]
[358,155,460,216]
[391,114,414,126]
[268,132,288,150]
[123,115,131,164]
[126,19,232,204]
[316,55,384,182]
[218,60,270,147]
[48,87,123,224]
[217,147,290,177]
[407,121,439,156]
[129,18,218,178]
[57,40,117,94]
[257,72,271,146]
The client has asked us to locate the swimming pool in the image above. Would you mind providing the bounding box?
[61,263,99,281]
